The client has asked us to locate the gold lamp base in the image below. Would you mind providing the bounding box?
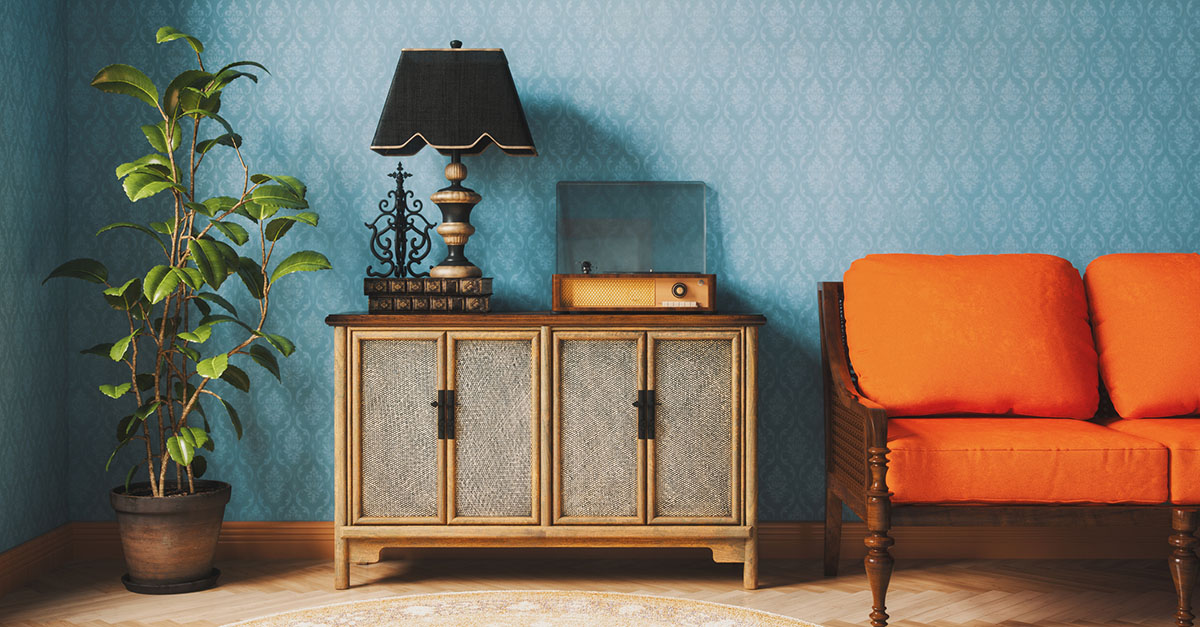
[429,156,483,278]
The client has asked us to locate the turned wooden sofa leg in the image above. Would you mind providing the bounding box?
[824,479,843,576]
[865,444,894,627]
[1171,508,1199,627]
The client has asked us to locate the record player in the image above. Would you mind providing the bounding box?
[552,181,715,312]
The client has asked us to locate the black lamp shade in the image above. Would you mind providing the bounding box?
[370,48,537,157]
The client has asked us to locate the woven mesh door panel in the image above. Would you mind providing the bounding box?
[453,340,534,518]
[360,339,439,518]
[653,339,734,518]
[558,339,640,518]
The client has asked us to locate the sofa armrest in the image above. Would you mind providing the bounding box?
[820,282,890,507]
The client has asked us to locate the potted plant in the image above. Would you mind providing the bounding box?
[44,26,331,594]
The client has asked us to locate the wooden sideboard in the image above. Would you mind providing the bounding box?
[325,312,765,589]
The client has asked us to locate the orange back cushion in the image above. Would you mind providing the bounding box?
[843,254,1099,418]
[1084,253,1200,418]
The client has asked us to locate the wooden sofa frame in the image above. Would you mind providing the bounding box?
[818,282,1199,627]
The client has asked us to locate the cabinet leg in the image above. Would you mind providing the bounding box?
[334,538,350,590]
[743,537,759,590]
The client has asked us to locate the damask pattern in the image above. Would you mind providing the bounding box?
[0,0,69,552]
[50,0,1200,524]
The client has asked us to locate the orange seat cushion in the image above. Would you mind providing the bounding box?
[888,418,1167,504]
[1084,253,1200,418]
[1104,418,1200,504]
[843,254,1099,418]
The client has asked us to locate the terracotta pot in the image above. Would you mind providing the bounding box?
[110,480,231,593]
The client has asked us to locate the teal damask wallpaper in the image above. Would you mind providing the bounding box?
[49,0,1200,523]
[0,0,69,552]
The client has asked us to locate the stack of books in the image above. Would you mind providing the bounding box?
[364,277,492,313]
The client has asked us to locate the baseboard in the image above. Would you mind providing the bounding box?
[0,525,73,598]
[0,520,1180,598]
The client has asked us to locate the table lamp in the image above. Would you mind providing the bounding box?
[370,41,537,278]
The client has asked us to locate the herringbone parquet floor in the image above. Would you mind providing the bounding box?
[0,556,1183,626]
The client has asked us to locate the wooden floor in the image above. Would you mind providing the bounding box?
[0,554,1184,626]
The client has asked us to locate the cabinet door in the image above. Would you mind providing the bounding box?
[351,331,445,524]
[446,331,541,524]
[552,332,645,524]
[647,331,741,524]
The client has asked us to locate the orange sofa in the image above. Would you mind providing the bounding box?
[820,253,1200,627]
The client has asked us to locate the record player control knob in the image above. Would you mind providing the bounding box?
[671,282,687,298]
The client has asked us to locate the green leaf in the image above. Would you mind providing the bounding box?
[136,373,156,392]
[210,220,249,245]
[188,239,229,289]
[196,291,237,316]
[102,278,137,297]
[236,256,265,299]
[213,240,239,266]
[180,108,234,136]
[43,258,107,285]
[255,331,295,357]
[155,26,204,53]
[195,133,242,155]
[115,153,173,179]
[163,69,212,116]
[149,221,174,234]
[191,455,208,477]
[202,196,239,218]
[105,441,128,471]
[91,63,159,109]
[264,218,293,241]
[124,464,138,493]
[99,383,132,399]
[185,426,209,449]
[264,212,319,241]
[166,435,195,466]
[143,265,181,304]
[134,399,161,421]
[186,201,215,217]
[141,120,182,154]
[103,279,144,312]
[216,397,243,440]
[116,415,137,443]
[196,353,229,379]
[177,343,201,362]
[283,211,319,226]
[243,201,278,221]
[177,324,212,344]
[217,60,270,76]
[109,331,137,361]
[199,314,251,331]
[220,364,250,392]
[97,222,167,254]
[81,342,115,358]
[247,344,281,380]
[270,251,331,283]
[202,68,258,96]
[250,174,305,198]
[251,184,307,209]
[123,172,182,202]
[173,266,204,290]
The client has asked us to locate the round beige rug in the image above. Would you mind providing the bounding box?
[225,590,820,626]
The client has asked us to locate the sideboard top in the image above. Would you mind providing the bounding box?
[325,311,767,327]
